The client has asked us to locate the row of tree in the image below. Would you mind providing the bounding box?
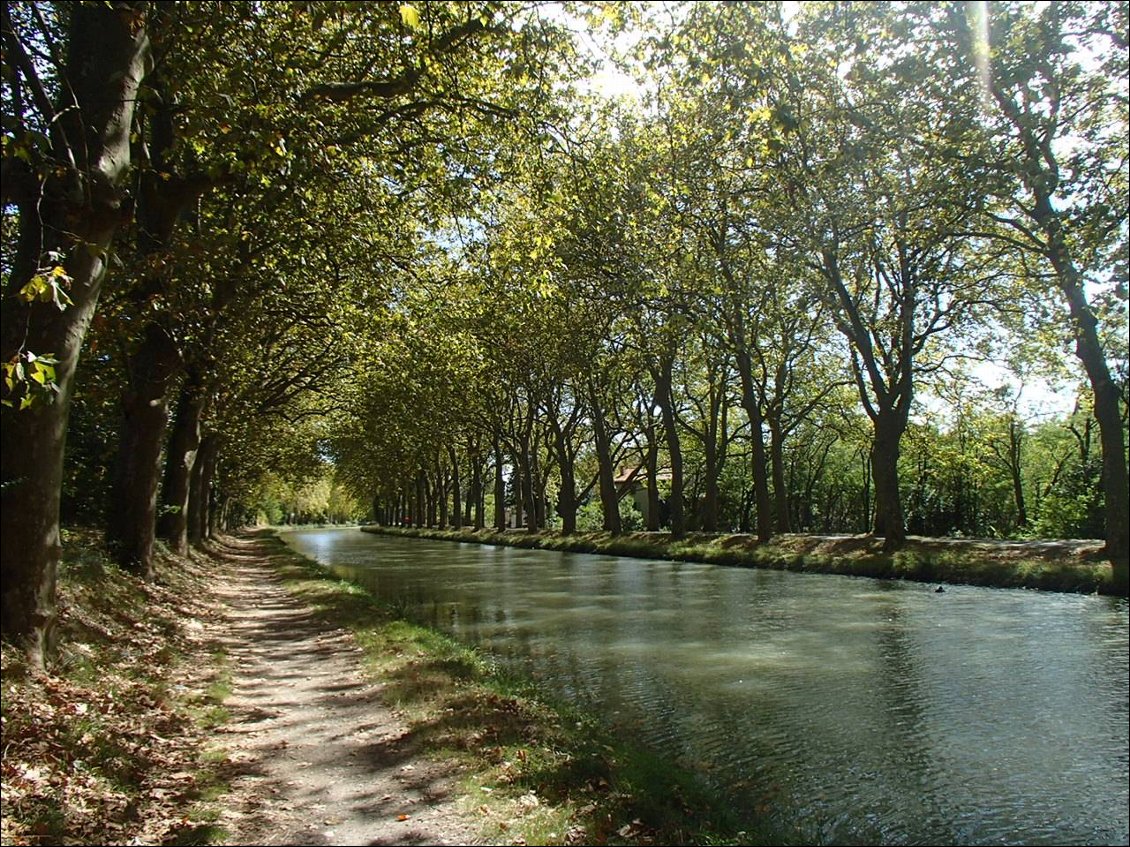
[1,0,577,665]
[2,2,1127,669]
[328,3,1127,573]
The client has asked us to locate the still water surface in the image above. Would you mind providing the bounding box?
[281,528,1129,846]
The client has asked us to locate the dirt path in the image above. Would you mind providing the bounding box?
[206,534,483,846]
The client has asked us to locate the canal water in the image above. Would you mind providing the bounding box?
[280,528,1129,846]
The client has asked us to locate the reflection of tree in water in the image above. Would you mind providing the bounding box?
[867,584,949,843]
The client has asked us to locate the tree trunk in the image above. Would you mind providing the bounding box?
[493,439,507,531]
[1007,420,1028,528]
[529,444,545,532]
[871,414,907,551]
[652,357,685,539]
[972,11,1130,594]
[106,59,215,571]
[188,434,218,545]
[448,446,463,529]
[734,346,773,542]
[195,435,219,540]
[1034,200,1129,592]
[860,449,872,534]
[511,465,524,529]
[646,422,659,533]
[592,412,621,534]
[106,323,181,574]
[468,447,484,529]
[157,381,204,554]
[0,2,150,667]
[769,418,792,533]
[433,461,445,528]
[554,429,578,534]
[415,470,427,527]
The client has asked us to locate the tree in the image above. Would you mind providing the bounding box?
[762,2,998,550]
[948,0,1129,588]
[2,1,150,665]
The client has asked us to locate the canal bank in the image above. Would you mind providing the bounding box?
[361,525,1117,594]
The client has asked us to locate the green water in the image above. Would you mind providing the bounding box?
[282,528,1129,846]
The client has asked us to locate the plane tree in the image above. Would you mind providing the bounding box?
[753,2,1003,550]
[946,0,1128,585]
[2,0,151,664]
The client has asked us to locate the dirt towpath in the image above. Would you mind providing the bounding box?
[206,534,482,846]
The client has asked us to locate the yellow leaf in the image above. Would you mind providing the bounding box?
[399,4,421,29]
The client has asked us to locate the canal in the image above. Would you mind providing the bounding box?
[280,528,1129,846]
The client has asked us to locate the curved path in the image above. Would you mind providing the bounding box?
[207,534,481,846]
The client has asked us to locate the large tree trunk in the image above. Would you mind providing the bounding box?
[106,324,180,573]
[0,3,150,666]
[106,60,212,572]
[734,346,773,542]
[158,381,205,554]
[871,414,907,551]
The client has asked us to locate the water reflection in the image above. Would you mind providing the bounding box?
[283,529,1129,846]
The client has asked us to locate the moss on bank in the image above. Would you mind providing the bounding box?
[361,526,1116,595]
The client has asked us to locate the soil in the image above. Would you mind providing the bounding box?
[206,534,483,846]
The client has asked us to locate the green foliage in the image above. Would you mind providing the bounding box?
[576,496,643,533]
[248,469,367,526]
[1034,488,1104,540]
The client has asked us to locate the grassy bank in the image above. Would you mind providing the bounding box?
[0,530,232,846]
[262,530,763,845]
[361,526,1116,594]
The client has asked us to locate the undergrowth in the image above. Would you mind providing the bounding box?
[1,529,232,846]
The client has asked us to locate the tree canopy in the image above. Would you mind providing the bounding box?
[2,0,1127,663]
